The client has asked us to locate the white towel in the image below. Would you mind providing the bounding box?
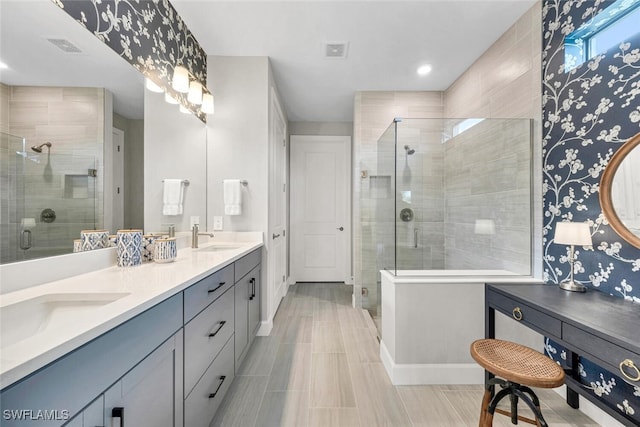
[224,179,242,215]
[163,179,184,216]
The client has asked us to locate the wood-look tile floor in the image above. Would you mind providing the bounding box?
[211,283,599,427]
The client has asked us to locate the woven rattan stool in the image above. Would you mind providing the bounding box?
[470,339,565,427]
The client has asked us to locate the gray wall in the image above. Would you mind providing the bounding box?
[289,121,353,137]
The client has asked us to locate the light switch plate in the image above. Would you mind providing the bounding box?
[190,216,200,228]
[213,216,223,231]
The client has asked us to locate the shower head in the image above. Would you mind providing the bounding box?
[31,142,52,153]
[404,145,415,155]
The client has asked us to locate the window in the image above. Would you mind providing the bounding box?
[564,0,640,72]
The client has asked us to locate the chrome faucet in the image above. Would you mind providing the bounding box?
[191,224,214,248]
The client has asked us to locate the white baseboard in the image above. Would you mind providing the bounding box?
[553,386,625,427]
[380,340,484,385]
[256,320,273,336]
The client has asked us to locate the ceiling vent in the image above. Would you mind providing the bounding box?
[47,38,82,54]
[324,42,349,59]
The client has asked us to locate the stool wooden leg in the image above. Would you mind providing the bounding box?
[479,388,492,427]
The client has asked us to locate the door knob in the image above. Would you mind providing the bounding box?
[272,233,280,239]
[337,227,344,231]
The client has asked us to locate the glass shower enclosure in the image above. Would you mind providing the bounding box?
[362,118,533,328]
[0,132,98,263]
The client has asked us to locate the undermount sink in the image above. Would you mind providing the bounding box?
[0,292,130,349]
[198,244,243,252]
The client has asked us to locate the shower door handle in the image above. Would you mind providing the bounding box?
[414,228,418,249]
[20,230,32,250]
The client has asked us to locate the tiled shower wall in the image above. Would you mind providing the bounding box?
[443,119,532,274]
[0,83,105,262]
[443,2,543,277]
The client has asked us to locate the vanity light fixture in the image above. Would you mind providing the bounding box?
[553,221,592,292]
[172,65,190,93]
[145,78,163,93]
[165,92,179,104]
[201,93,214,115]
[417,64,432,76]
[187,80,203,105]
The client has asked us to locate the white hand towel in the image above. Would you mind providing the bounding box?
[163,179,184,216]
[224,179,242,215]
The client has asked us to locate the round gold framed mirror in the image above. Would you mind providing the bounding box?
[599,131,640,249]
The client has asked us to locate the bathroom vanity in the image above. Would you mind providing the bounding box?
[0,236,263,427]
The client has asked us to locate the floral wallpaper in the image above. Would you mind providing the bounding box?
[52,0,208,121]
[542,0,640,423]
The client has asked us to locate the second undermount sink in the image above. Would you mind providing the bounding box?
[0,292,130,349]
[198,244,243,252]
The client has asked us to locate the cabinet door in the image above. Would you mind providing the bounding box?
[248,267,261,339]
[234,275,249,370]
[104,331,183,427]
[82,396,104,427]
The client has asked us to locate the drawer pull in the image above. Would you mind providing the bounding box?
[112,407,124,427]
[250,278,256,300]
[208,320,227,337]
[619,359,640,382]
[208,375,226,399]
[512,307,523,321]
[208,282,226,294]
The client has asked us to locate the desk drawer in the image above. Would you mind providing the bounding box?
[488,290,562,338]
[184,286,235,396]
[184,264,234,322]
[563,324,640,384]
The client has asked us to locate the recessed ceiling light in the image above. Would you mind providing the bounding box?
[417,64,432,76]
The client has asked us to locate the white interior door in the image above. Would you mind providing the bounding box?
[269,89,288,319]
[291,135,351,282]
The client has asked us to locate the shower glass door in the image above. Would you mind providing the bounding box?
[1,133,98,263]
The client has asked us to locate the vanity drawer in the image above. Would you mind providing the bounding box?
[185,335,235,427]
[488,290,562,338]
[184,264,234,322]
[184,286,235,395]
[234,248,261,282]
[563,323,640,383]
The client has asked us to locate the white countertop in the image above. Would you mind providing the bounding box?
[0,233,263,390]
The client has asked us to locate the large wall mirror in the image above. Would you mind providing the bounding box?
[0,0,207,265]
[600,131,640,249]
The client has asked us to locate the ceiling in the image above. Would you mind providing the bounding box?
[0,0,144,119]
[0,0,536,123]
[171,0,537,122]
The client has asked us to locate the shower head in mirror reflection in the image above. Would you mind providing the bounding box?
[404,145,415,155]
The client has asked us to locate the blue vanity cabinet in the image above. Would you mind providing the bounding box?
[234,249,262,372]
[103,330,184,427]
[0,294,182,427]
[63,396,104,427]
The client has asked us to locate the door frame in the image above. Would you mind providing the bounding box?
[268,87,288,323]
[289,135,352,284]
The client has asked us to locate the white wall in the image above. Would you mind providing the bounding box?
[206,56,269,233]
[144,89,207,234]
[207,56,288,332]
